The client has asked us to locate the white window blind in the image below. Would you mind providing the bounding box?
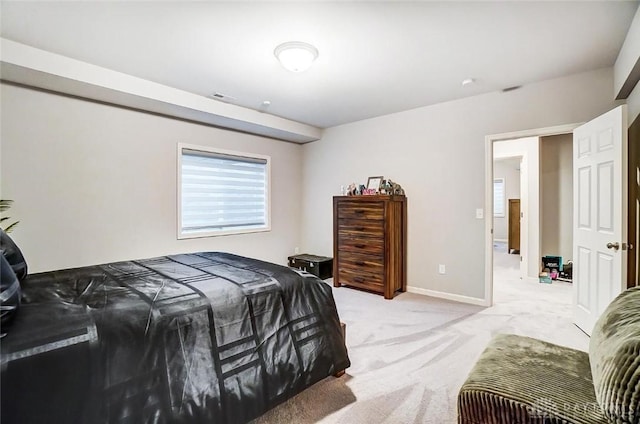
[493,178,505,217]
[179,145,270,237]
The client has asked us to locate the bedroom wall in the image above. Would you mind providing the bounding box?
[300,67,617,301]
[540,134,573,261]
[0,83,303,273]
[492,159,521,241]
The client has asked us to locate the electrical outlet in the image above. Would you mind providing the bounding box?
[294,247,300,254]
[476,208,484,219]
[438,264,446,274]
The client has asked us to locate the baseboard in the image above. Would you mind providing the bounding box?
[406,286,489,306]
[493,238,508,243]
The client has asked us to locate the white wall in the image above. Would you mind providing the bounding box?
[540,134,573,261]
[300,68,616,300]
[0,83,303,272]
[492,158,521,241]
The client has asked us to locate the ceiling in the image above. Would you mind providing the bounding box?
[1,1,638,129]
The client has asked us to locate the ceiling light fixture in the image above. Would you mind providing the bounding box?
[274,41,318,73]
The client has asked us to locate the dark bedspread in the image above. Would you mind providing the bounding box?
[0,252,350,423]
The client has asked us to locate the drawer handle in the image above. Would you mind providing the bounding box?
[355,210,365,214]
[355,244,366,249]
[355,261,365,266]
[356,227,366,231]
[354,277,364,283]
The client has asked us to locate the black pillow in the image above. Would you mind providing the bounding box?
[1,254,21,332]
[0,229,27,281]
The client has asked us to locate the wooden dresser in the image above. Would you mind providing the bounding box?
[333,195,407,299]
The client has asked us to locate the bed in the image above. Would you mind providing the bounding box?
[0,245,350,423]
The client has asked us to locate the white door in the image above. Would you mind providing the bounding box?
[573,105,628,335]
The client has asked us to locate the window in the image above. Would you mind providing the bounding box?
[493,178,505,217]
[178,144,270,238]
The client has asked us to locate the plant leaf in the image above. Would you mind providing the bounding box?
[0,199,14,212]
[4,221,19,233]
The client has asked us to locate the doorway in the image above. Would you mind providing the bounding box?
[492,156,524,303]
[484,124,580,306]
[491,134,575,305]
[493,157,522,254]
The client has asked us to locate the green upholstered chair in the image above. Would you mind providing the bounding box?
[457,286,640,424]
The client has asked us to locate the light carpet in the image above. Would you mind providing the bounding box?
[253,249,588,424]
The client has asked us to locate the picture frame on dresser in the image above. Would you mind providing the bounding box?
[366,176,384,192]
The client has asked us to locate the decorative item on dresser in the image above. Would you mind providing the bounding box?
[333,195,407,299]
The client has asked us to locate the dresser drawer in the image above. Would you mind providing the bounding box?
[337,268,383,293]
[338,251,384,274]
[337,201,384,220]
[337,235,384,255]
[337,219,384,237]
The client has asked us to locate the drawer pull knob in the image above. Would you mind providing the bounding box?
[355,244,366,249]
[354,277,364,283]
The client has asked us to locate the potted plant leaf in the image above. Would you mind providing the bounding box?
[0,200,19,233]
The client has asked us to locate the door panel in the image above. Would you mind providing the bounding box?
[578,167,591,229]
[597,162,614,232]
[596,252,614,313]
[573,105,627,335]
[576,247,591,309]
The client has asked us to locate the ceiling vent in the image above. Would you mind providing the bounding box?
[208,92,237,103]
[502,85,522,93]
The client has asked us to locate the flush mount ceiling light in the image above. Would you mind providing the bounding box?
[274,41,318,73]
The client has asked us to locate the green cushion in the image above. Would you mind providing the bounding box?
[589,286,640,424]
[458,333,605,424]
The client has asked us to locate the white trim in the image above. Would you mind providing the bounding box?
[406,286,490,307]
[485,135,494,308]
[487,123,582,142]
[177,142,272,239]
[484,123,582,307]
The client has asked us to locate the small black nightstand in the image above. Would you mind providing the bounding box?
[288,254,333,280]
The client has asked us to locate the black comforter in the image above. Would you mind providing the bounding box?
[0,252,350,423]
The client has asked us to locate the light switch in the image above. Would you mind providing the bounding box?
[476,208,484,219]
